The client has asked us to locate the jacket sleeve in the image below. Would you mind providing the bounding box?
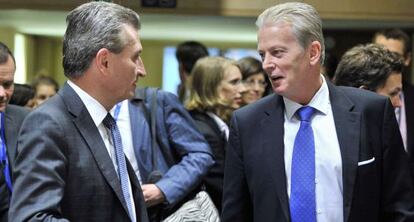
[9,111,69,222]
[154,91,214,205]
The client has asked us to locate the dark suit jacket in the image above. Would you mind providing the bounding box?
[403,81,414,176]
[189,110,226,212]
[222,82,414,222]
[0,105,29,222]
[9,83,149,222]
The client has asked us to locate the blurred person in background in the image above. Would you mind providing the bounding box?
[0,42,29,222]
[237,56,271,106]
[175,41,209,103]
[373,28,414,157]
[9,83,35,108]
[334,43,404,109]
[185,56,246,211]
[31,75,59,107]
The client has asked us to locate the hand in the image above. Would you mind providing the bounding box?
[141,184,166,207]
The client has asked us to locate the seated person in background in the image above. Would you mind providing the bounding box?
[186,56,246,211]
[9,83,36,108]
[237,57,271,106]
[334,43,404,109]
[31,75,59,107]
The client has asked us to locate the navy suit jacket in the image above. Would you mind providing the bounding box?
[9,83,149,222]
[222,82,414,222]
[0,105,29,222]
[403,81,414,178]
[128,88,214,206]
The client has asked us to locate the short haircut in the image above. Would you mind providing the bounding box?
[256,2,325,64]
[63,2,140,78]
[31,75,60,92]
[0,41,15,67]
[175,41,209,74]
[9,83,35,106]
[373,28,411,56]
[334,43,404,91]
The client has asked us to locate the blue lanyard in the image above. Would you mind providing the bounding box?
[113,102,122,122]
[0,112,12,193]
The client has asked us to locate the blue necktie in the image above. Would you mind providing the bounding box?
[290,106,316,222]
[102,113,135,222]
[0,112,12,193]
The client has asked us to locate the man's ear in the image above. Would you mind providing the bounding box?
[95,48,110,74]
[309,41,322,65]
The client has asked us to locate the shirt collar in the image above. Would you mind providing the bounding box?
[67,80,109,127]
[283,75,330,120]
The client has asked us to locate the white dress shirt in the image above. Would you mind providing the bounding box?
[67,81,136,222]
[207,112,229,141]
[283,76,343,222]
[398,92,407,151]
[110,100,143,184]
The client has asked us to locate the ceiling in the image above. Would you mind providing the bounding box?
[0,9,413,43]
[0,9,258,43]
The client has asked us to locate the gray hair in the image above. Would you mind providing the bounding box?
[63,2,140,78]
[256,2,325,64]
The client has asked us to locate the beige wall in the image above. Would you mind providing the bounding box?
[0,27,16,52]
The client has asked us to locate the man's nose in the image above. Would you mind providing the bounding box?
[391,95,402,108]
[137,58,147,77]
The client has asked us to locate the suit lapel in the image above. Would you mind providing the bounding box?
[260,94,290,221]
[328,83,361,222]
[4,108,16,168]
[59,83,130,214]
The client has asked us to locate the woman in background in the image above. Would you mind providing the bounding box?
[31,75,59,107]
[186,56,246,212]
[237,57,271,106]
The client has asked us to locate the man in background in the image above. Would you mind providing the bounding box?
[334,43,404,109]
[175,41,209,103]
[9,2,148,221]
[0,42,29,222]
[222,2,414,222]
[373,28,414,168]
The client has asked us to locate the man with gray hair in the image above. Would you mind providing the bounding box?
[222,2,414,222]
[9,2,148,221]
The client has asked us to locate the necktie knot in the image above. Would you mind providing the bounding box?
[102,113,116,129]
[297,106,315,122]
